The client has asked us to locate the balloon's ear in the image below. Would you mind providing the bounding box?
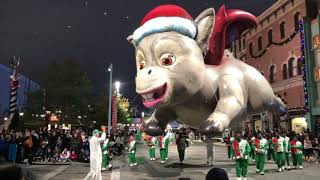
[127,35,136,47]
[195,8,215,56]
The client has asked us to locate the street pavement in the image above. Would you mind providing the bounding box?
[1,141,320,180]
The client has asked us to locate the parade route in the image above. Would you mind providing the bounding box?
[2,142,318,180]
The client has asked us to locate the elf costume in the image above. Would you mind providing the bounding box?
[135,130,142,142]
[147,136,157,161]
[275,135,286,171]
[128,139,137,167]
[231,137,251,180]
[253,137,268,175]
[267,136,276,162]
[164,134,170,160]
[226,136,232,159]
[101,138,112,170]
[250,137,256,161]
[159,135,167,164]
[284,135,291,169]
[290,139,303,169]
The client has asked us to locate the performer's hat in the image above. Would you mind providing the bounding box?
[92,129,101,135]
[132,4,197,46]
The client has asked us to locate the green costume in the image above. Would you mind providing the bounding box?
[148,137,157,160]
[159,136,168,163]
[128,140,137,166]
[267,138,276,162]
[231,138,251,178]
[250,137,256,160]
[252,138,268,174]
[291,140,303,168]
[101,138,112,170]
[164,135,170,160]
[284,136,291,168]
[275,136,286,171]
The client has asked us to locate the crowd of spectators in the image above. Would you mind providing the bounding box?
[0,127,125,165]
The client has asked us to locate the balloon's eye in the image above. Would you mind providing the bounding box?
[160,53,175,66]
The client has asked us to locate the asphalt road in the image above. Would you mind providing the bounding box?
[1,141,319,180]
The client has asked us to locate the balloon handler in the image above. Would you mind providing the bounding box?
[231,132,251,180]
[101,136,112,171]
[147,136,157,161]
[290,136,303,169]
[159,134,169,164]
[252,133,268,175]
[274,131,286,172]
[128,135,137,167]
[84,126,106,180]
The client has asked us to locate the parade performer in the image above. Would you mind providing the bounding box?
[164,133,170,160]
[283,132,291,169]
[252,133,268,175]
[147,136,157,161]
[159,134,167,164]
[250,136,256,161]
[101,136,112,171]
[84,126,106,180]
[231,132,251,180]
[226,135,232,160]
[274,131,286,172]
[290,136,303,169]
[267,133,276,163]
[135,129,142,142]
[203,135,214,166]
[128,135,137,167]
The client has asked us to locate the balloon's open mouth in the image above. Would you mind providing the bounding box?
[138,83,167,108]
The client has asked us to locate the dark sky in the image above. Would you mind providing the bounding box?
[0,0,276,106]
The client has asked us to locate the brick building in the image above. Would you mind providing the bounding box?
[231,0,308,132]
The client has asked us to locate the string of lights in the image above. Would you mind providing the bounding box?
[249,28,299,58]
[298,20,309,112]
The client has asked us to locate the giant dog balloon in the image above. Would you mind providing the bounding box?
[127,5,286,136]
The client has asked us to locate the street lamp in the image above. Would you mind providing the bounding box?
[141,112,145,118]
[4,117,8,121]
[40,114,46,118]
[19,112,24,116]
[115,81,121,94]
[107,63,113,134]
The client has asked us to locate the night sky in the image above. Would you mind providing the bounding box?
[0,0,277,107]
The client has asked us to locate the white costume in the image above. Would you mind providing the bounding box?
[84,131,106,180]
[203,135,214,165]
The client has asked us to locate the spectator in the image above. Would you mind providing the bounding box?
[304,135,313,162]
[70,149,78,162]
[206,168,229,180]
[59,148,70,163]
[176,128,189,164]
[70,133,80,154]
[23,131,33,165]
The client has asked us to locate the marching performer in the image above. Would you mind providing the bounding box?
[101,135,112,171]
[164,133,170,160]
[252,133,268,175]
[267,133,276,163]
[283,132,291,169]
[147,136,157,161]
[159,134,168,164]
[290,136,303,169]
[128,135,137,167]
[250,136,256,161]
[231,131,251,180]
[274,131,286,172]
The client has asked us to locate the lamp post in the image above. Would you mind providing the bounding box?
[107,63,113,134]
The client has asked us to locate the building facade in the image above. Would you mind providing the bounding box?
[304,0,320,135]
[0,64,40,119]
[231,0,308,132]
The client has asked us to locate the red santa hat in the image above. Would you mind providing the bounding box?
[132,5,197,46]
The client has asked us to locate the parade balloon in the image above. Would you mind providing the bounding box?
[127,5,286,136]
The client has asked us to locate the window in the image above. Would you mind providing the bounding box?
[258,36,263,51]
[249,43,253,55]
[297,59,302,75]
[268,29,273,44]
[282,64,288,79]
[294,12,300,31]
[288,58,294,77]
[280,22,286,38]
[269,65,275,83]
